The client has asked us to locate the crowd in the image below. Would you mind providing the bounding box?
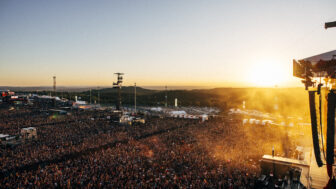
[0,108,302,188]
[0,109,197,172]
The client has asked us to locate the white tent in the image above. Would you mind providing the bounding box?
[0,134,9,140]
[150,107,162,112]
[170,110,187,118]
[201,114,208,122]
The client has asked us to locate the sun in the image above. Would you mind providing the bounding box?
[247,59,287,87]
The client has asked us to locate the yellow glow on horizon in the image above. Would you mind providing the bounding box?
[247,59,288,87]
[0,58,298,88]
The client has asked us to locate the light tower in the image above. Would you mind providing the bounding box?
[113,73,124,110]
[165,85,168,107]
[292,20,336,188]
[97,86,100,104]
[89,88,92,104]
[134,83,137,113]
[53,76,56,96]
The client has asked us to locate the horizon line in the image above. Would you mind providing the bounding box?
[0,85,303,90]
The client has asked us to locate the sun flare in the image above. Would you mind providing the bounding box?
[248,60,288,87]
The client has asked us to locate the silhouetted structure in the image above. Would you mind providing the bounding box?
[134,83,136,113]
[113,73,124,110]
[325,21,336,29]
[53,76,56,96]
[165,86,167,107]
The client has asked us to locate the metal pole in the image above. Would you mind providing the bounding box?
[118,86,121,110]
[98,86,100,104]
[53,76,56,96]
[134,83,137,113]
[53,76,56,107]
[90,89,92,104]
[165,85,167,107]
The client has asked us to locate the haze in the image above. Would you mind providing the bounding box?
[0,0,335,88]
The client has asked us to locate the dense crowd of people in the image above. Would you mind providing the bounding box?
[0,108,303,188]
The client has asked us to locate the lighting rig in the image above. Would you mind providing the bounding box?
[293,20,336,188]
[113,73,124,111]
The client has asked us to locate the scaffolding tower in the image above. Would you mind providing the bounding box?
[113,73,124,110]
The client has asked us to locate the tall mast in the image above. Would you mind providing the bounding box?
[53,76,56,96]
[89,89,92,104]
[165,85,167,107]
[134,83,137,113]
[98,86,100,104]
[113,73,124,110]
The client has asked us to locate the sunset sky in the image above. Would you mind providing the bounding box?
[0,0,335,88]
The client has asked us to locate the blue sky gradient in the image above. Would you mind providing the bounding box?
[1,0,335,87]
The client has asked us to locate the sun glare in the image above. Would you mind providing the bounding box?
[248,60,287,87]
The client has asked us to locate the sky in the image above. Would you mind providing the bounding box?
[0,0,336,88]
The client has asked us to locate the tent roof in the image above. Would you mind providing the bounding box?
[302,50,336,63]
[0,134,9,138]
[171,110,187,114]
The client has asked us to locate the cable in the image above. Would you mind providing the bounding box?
[327,91,335,165]
[318,88,326,161]
[309,91,323,167]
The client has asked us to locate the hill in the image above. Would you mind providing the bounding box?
[9,86,309,118]
[79,87,310,118]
